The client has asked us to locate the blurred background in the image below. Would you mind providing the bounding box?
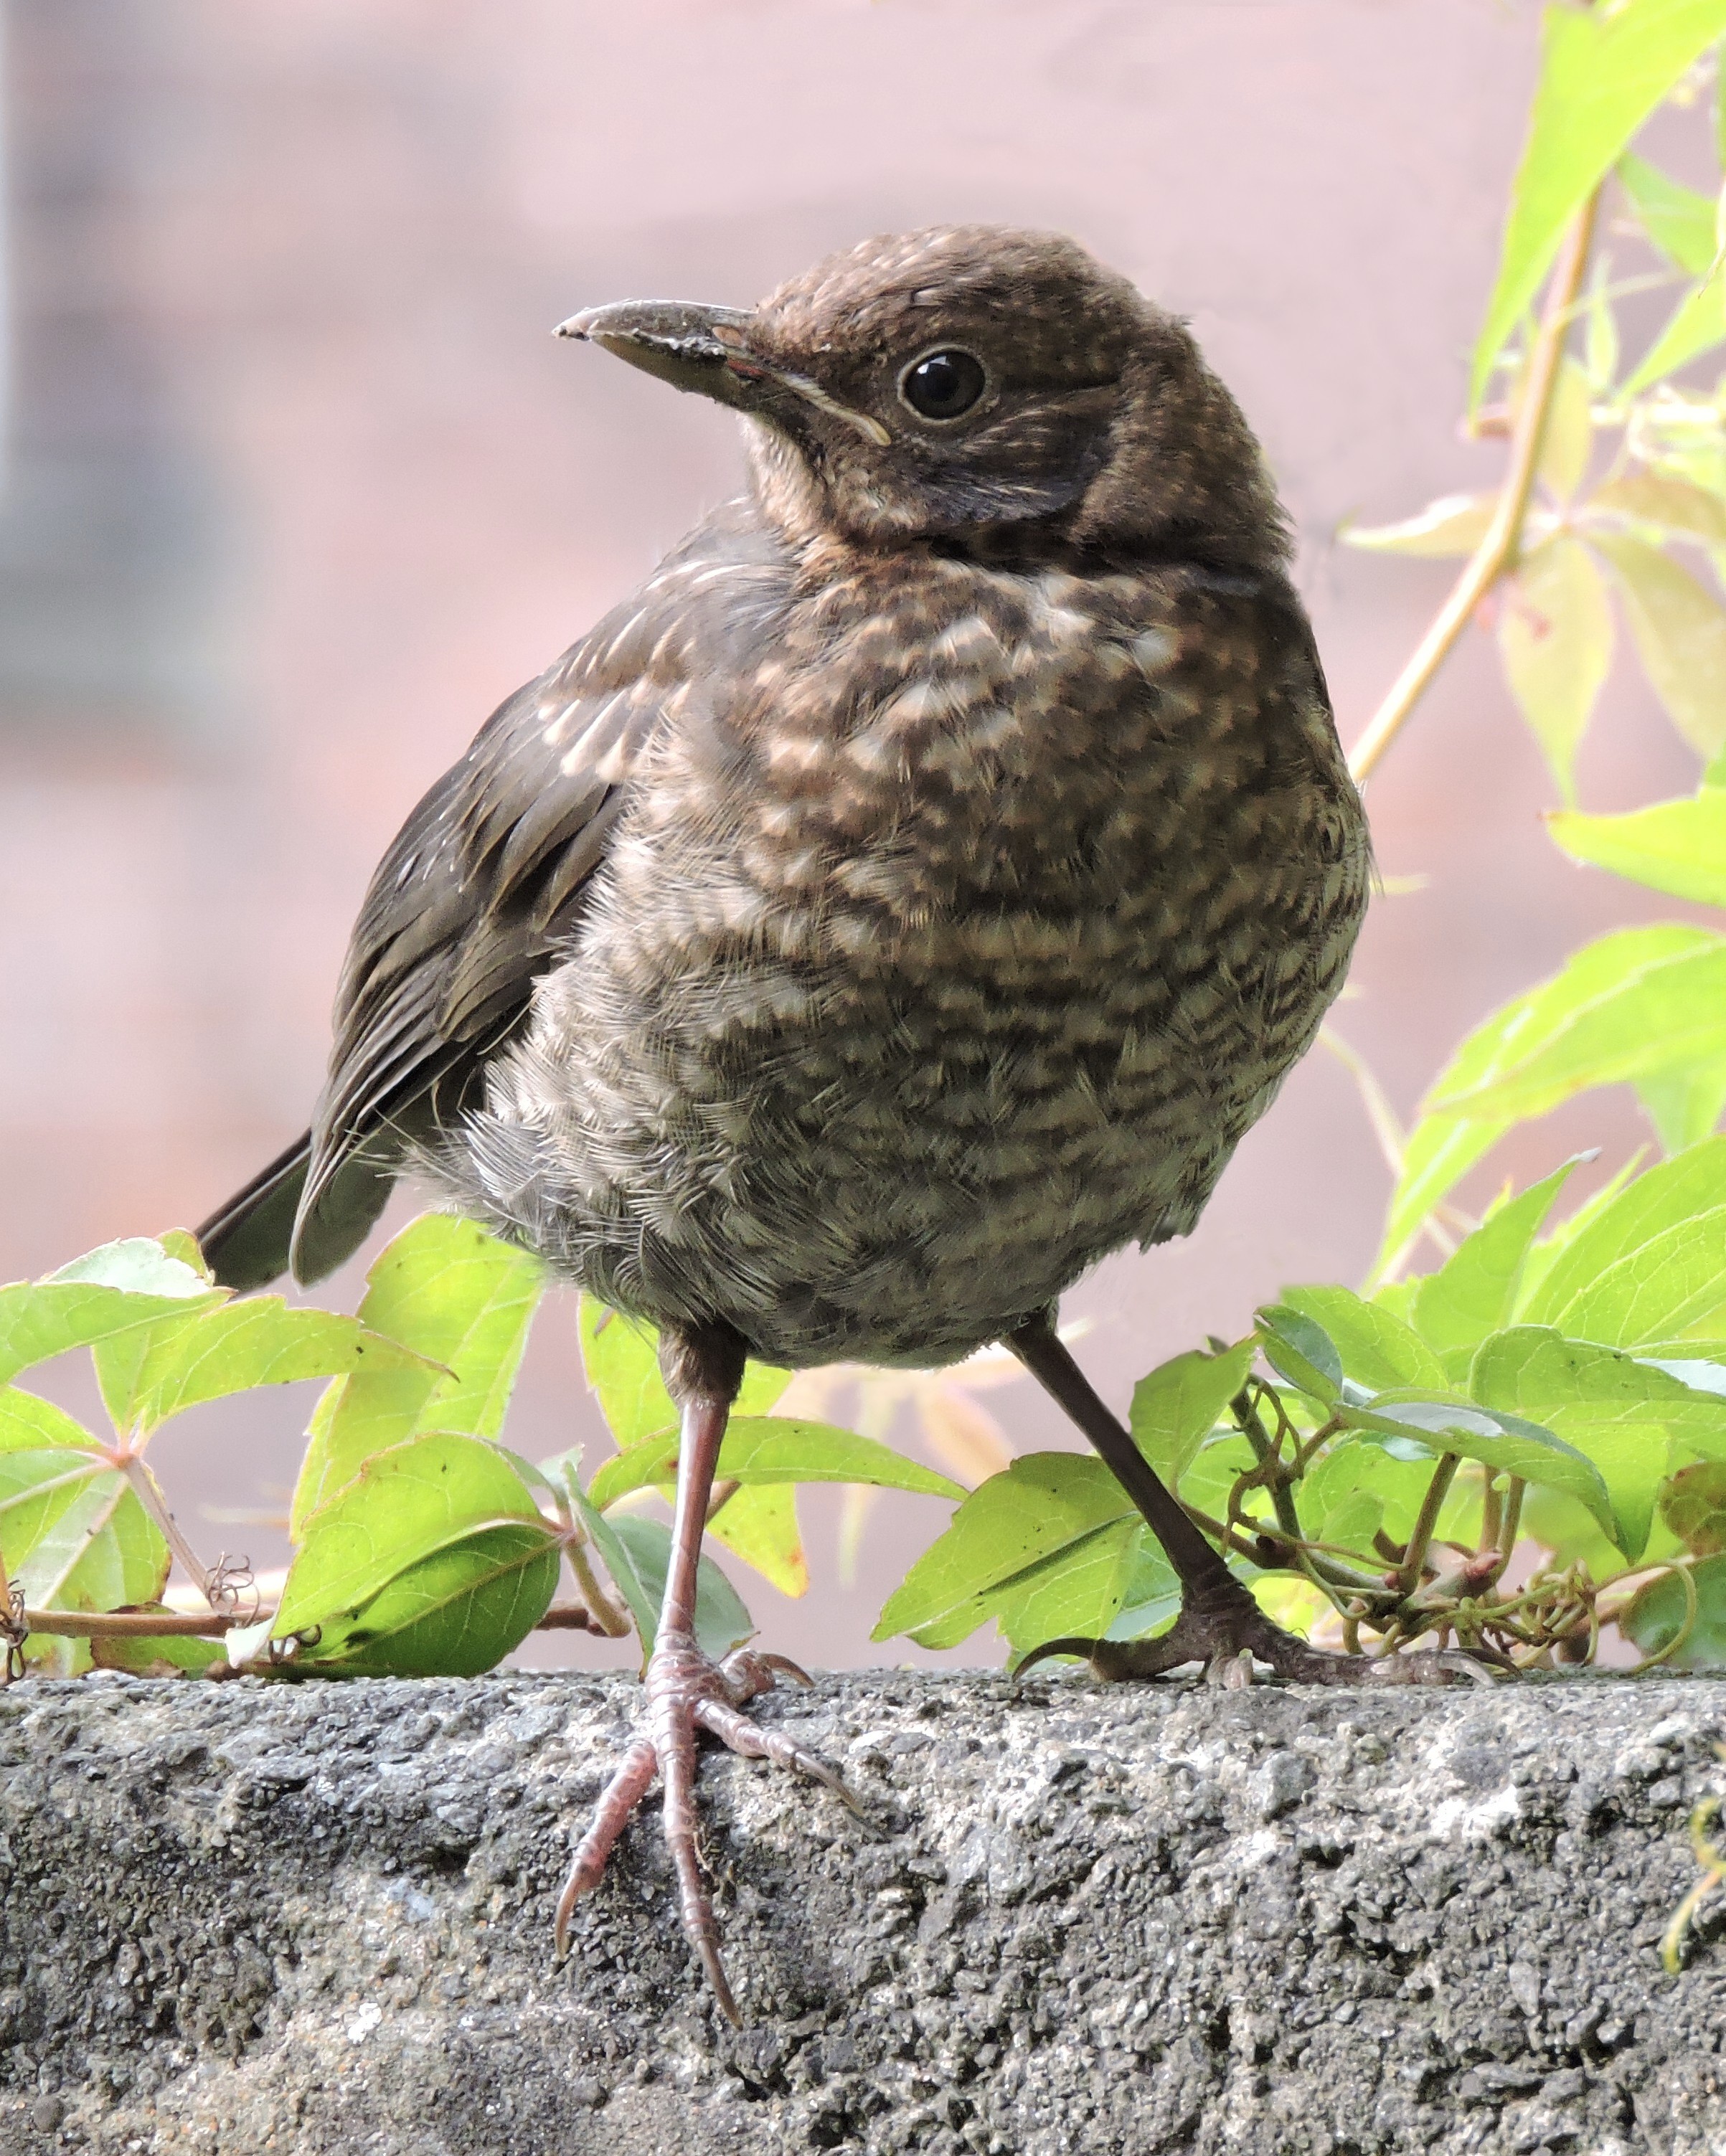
[0,0,1707,1668]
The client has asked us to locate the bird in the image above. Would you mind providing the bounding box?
[198,224,1442,2023]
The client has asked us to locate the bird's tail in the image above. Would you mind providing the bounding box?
[196,1131,404,1292]
[195,1132,313,1291]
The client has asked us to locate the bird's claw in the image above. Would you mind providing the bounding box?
[554,1630,859,2023]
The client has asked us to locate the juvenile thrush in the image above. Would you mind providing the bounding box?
[200,225,1439,2022]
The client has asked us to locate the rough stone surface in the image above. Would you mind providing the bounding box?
[1,1670,1724,2155]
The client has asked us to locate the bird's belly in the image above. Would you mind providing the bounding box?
[463,903,1282,1368]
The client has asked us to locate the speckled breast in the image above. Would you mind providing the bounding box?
[471,549,1368,1367]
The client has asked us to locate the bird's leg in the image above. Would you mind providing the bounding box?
[555,1318,857,2023]
[1007,1313,1486,1688]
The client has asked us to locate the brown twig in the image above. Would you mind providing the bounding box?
[1347,192,1600,785]
[22,1599,603,1641]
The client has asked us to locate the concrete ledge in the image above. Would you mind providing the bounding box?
[1,1669,1724,2155]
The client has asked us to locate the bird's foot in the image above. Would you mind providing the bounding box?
[555,1630,859,2023]
[1018,1584,1504,1689]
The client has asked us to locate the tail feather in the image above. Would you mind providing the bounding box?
[197,1132,406,1292]
[196,1133,312,1291]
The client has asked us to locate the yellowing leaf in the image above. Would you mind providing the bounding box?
[1340,493,1499,557]
[1534,356,1596,502]
[1588,470,1726,544]
[1593,530,1726,753]
[1499,535,1613,799]
[707,1483,808,1598]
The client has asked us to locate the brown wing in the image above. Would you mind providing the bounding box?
[199,499,791,1289]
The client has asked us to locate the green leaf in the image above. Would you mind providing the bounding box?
[544,1454,662,1650]
[1410,1160,1580,1371]
[0,1243,225,1387]
[1467,1325,1720,1553]
[297,1523,560,1678]
[275,1431,549,1637]
[1103,1534,1182,1642]
[577,1295,792,1447]
[1499,534,1613,800]
[291,1214,544,1538]
[1588,469,1726,545]
[1636,1056,1726,1152]
[1281,1286,1450,1392]
[587,1417,963,1510]
[1336,1396,1616,1538]
[1618,151,1720,273]
[0,1386,102,1452]
[90,1613,228,1677]
[1592,530,1726,755]
[1621,272,1726,396]
[1472,0,1726,405]
[605,1515,755,1660]
[98,1300,433,1440]
[1585,252,1621,393]
[1128,1340,1257,1483]
[991,1516,1145,1655]
[1339,493,1498,557]
[1255,1306,1342,1404]
[1621,1551,1726,1666]
[1425,927,1726,1122]
[0,1457,169,1613]
[1379,927,1716,1265]
[1524,1135,1726,1335]
[707,1483,808,1597]
[1547,788,1726,907]
[1535,1210,1726,1348]
[873,1453,1133,1647]
[1661,1458,1726,1553]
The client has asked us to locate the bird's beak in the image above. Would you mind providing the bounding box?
[557,298,891,446]
[557,299,761,410]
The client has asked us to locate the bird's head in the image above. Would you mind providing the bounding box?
[559,225,1288,567]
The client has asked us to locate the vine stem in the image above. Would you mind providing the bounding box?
[1347,192,1600,785]
[22,1600,604,1640]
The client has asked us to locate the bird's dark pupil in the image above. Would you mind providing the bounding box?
[904,349,985,420]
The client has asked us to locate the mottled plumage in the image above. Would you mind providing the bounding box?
[198,226,1397,2022]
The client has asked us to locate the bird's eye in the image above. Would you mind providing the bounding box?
[897,346,988,422]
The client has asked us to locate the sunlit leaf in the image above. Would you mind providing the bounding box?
[276,1431,550,1637]
[707,1483,808,1598]
[1547,786,1726,906]
[1499,535,1613,799]
[1409,1160,1580,1371]
[1523,1135,1726,1325]
[296,1523,560,1678]
[1588,468,1726,544]
[1585,252,1621,392]
[1535,1210,1726,1348]
[872,1453,1133,1647]
[291,1214,544,1538]
[0,1242,224,1388]
[1622,272,1726,395]
[587,1417,963,1510]
[1621,1551,1726,1666]
[1472,0,1726,405]
[98,1300,432,1441]
[1281,1286,1450,1393]
[576,1294,792,1448]
[1340,493,1499,557]
[1619,151,1720,273]
[1592,529,1726,755]
[993,1516,1145,1655]
[1128,1339,1256,1482]
[1425,928,1726,1122]
[1636,1056,1726,1151]
[0,1457,169,1614]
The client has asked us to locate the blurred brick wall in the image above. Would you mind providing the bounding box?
[0,1,1704,1666]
